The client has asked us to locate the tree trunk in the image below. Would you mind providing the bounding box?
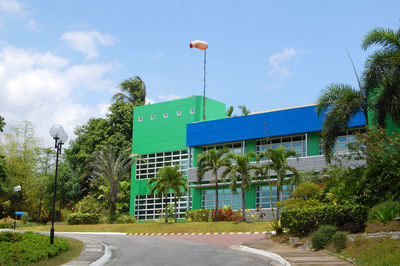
[58,201,62,222]
[242,188,246,221]
[110,199,116,220]
[165,194,168,223]
[36,197,43,222]
[174,195,178,223]
[215,174,219,222]
[276,181,281,220]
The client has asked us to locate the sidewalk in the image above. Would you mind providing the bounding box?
[242,238,351,266]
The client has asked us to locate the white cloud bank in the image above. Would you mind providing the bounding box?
[268,47,298,77]
[61,30,118,60]
[0,0,23,14]
[0,45,115,146]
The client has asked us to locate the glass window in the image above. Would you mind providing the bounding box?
[201,188,242,210]
[190,108,195,114]
[164,113,168,118]
[256,134,306,157]
[202,142,243,155]
[319,128,364,155]
[138,116,143,122]
[256,185,291,208]
[177,110,182,116]
[151,114,155,120]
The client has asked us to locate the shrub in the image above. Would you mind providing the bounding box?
[275,198,322,210]
[365,220,400,233]
[185,209,210,222]
[271,219,283,234]
[67,213,100,225]
[311,225,337,250]
[116,214,137,224]
[332,231,348,252]
[293,182,321,199]
[368,200,400,224]
[211,206,242,221]
[280,204,368,235]
[0,232,69,265]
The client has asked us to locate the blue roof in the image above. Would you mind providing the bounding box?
[186,105,366,146]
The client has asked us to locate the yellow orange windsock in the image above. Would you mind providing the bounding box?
[190,40,208,50]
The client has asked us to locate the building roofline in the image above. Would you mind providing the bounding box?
[249,103,317,115]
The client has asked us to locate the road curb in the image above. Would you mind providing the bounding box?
[126,231,268,236]
[90,242,112,266]
[238,245,291,266]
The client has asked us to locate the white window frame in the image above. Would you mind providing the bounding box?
[164,112,168,118]
[256,134,306,157]
[177,110,182,116]
[190,108,195,114]
[135,193,189,220]
[138,116,143,122]
[151,114,155,120]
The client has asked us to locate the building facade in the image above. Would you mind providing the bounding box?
[130,98,366,220]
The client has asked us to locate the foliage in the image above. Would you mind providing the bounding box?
[238,105,250,116]
[75,196,105,214]
[311,225,337,250]
[90,146,137,220]
[211,206,242,222]
[280,204,368,235]
[365,220,400,233]
[112,76,146,106]
[332,231,348,252]
[292,182,320,199]
[343,236,400,266]
[67,213,100,225]
[368,200,400,224]
[271,219,283,234]
[0,231,69,265]
[362,26,400,126]
[226,106,234,117]
[185,209,211,222]
[148,165,188,223]
[222,152,255,221]
[316,83,367,162]
[256,147,300,219]
[115,214,137,224]
[0,115,5,132]
[197,148,231,221]
[275,198,322,210]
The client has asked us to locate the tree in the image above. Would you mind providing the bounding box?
[90,147,137,220]
[112,76,147,106]
[148,169,169,223]
[0,116,5,132]
[222,153,256,221]
[362,26,400,126]
[238,105,251,116]
[257,147,300,218]
[226,106,234,117]
[196,148,231,221]
[316,83,368,161]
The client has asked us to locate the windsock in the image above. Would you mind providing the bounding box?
[189,40,208,50]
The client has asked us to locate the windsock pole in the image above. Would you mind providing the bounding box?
[190,40,208,121]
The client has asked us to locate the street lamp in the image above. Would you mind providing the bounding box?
[190,40,208,121]
[49,124,68,244]
[13,185,21,229]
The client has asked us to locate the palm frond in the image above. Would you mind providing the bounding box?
[362,28,400,51]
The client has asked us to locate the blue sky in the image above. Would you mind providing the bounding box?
[0,0,399,145]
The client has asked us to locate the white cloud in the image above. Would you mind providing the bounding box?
[157,94,182,101]
[268,47,298,77]
[146,97,156,104]
[152,50,166,60]
[27,19,37,30]
[0,0,23,14]
[0,45,115,146]
[61,30,118,60]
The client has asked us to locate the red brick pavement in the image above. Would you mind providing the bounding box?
[158,233,266,248]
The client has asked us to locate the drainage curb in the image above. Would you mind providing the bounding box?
[238,245,291,266]
[127,231,268,236]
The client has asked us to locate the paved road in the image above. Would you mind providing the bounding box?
[59,233,274,266]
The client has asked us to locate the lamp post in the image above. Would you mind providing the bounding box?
[49,125,68,244]
[13,185,21,229]
[190,40,208,121]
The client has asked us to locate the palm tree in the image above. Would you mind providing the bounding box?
[148,165,187,223]
[226,106,234,117]
[257,147,300,218]
[90,147,138,220]
[316,83,368,162]
[112,76,147,106]
[222,152,256,221]
[196,148,231,221]
[238,105,251,116]
[362,27,400,126]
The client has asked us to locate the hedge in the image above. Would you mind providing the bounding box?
[67,213,100,225]
[185,209,211,222]
[0,231,69,265]
[280,204,368,235]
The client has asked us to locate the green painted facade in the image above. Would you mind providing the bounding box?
[129,96,226,216]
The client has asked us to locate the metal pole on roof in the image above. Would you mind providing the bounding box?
[190,40,208,121]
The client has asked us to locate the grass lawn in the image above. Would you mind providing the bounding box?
[33,237,84,266]
[342,236,400,265]
[22,221,271,234]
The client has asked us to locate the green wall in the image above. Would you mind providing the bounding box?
[130,96,226,216]
[307,132,320,156]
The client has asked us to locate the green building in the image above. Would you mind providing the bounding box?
[130,97,366,220]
